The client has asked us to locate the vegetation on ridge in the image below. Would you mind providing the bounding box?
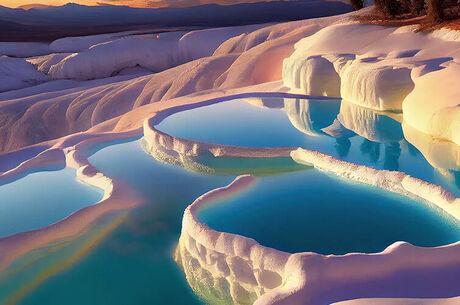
[351,0,459,30]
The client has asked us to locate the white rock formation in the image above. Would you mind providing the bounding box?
[403,62,460,146]
[177,170,460,305]
[27,53,72,74]
[292,148,460,220]
[48,33,186,80]
[49,32,130,53]
[47,26,262,81]
[0,57,50,92]
[283,22,460,144]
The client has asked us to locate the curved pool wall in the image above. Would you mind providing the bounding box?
[0,93,319,305]
[154,97,460,196]
[0,91,458,305]
[176,175,460,305]
[0,137,227,305]
[0,130,144,300]
[141,128,310,176]
[146,110,460,254]
[145,94,460,304]
[85,140,237,305]
[0,167,103,238]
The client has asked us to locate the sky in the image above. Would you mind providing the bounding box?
[0,0,294,9]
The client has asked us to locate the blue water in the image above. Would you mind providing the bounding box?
[0,140,235,305]
[198,170,460,255]
[0,168,103,238]
[157,101,308,148]
[1,96,459,305]
[156,98,460,196]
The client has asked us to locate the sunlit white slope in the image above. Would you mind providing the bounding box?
[403,62,460,146]
[47,25,264,81]
[283,22,460,143]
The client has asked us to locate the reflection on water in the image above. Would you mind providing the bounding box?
[284,97,341,137]
[0,141,235,305]
[156,98,460,196]
[1,96,459,305]
[141,135,310,177]
[0,168,102,238]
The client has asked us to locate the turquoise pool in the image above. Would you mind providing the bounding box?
[155,98,460,196]
[0,168,102,238]
[0,140,234,305]
[198,170,460,255]
[1,95,459,305]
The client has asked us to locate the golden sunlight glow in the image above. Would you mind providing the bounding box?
[0,0,292,9]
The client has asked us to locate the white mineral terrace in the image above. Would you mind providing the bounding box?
[176,170,460,305]
[141,104,460,305]
[0,8,459,304]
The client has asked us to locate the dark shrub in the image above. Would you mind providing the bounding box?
[350,0,364,10]
[411,0,426,15]
[428,0,444,21]
[374,0,388,15]
[399,0,413,14]
[384,0,400,16]
[374,0,400,17]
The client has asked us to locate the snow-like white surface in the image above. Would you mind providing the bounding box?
[178,24,264,62]
[27,53,72,74]
[49,32,185,80]
[50,32,129,53]
[47,26,264,81]
[0,57,50,92]
[403,61,460,146]
[0,10,458,160]
[283,22,460,142]
[172,163,460,305]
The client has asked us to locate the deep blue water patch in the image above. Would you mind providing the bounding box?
[198,170,460,255]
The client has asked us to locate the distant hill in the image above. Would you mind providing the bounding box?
[17,3,54,10]
[0,1,351,41]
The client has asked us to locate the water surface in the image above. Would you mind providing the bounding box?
[156,98,460,196]
[0,168,102,238]
[0,140,233,305]
[2,96,459,305]
[198,170,460,255]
